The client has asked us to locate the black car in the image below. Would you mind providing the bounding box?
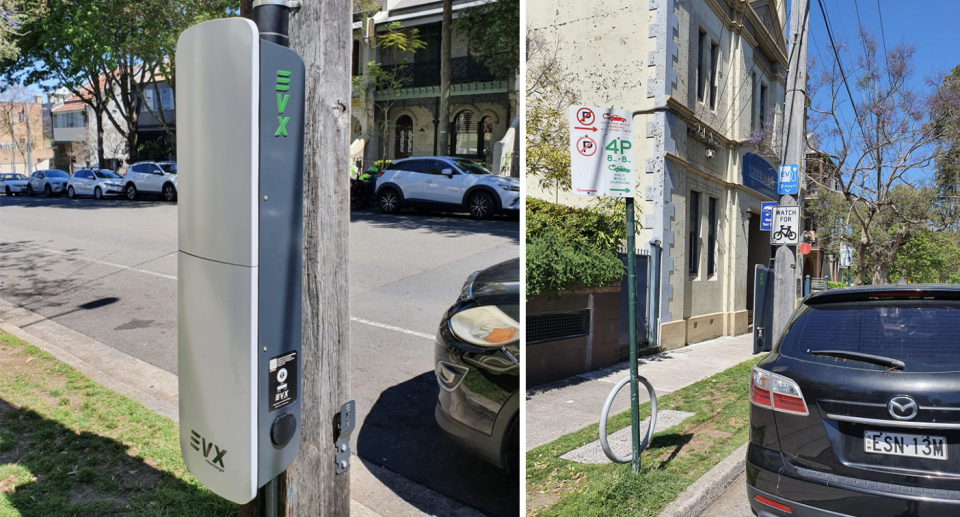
[434,258,519,472]
[748,285,960,516]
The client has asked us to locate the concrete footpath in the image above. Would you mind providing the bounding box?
[526,333,756,450]
[0,299,483,517]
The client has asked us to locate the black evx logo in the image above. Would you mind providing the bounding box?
[191,429,227,471]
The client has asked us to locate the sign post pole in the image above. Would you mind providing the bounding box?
[568,104,641,471]
[626,197,641,473]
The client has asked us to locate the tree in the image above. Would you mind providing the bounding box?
[1,0,236,164]
[438,0,451,155]
[804,28,946,285]
[0,84,32,173]
[454,0,519,80]
[525,30,576,202]
[353,22,424,162]
[0,0,46,60]
[889,231,960,284]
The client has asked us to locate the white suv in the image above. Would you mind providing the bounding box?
[376,157,519,219]
[123,161,178,201]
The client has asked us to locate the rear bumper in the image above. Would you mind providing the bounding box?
[747,443,960,516]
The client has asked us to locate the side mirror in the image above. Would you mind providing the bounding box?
[441,168,454,177]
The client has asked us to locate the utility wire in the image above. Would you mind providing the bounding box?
[817,0,866,137]
[876,0,889,67]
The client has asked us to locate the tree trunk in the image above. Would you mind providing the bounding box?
[438,0,452,155]
[285,0,352,514]
[95,108,106,167]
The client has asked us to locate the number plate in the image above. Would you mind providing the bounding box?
[864,430,947,461]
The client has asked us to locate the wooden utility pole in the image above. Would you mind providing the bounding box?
[772,0,809,341]
[438,0,452,155]
[286,0,352,515]
[24,103,33,174]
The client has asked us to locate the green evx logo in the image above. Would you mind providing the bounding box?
[275,70,291,137]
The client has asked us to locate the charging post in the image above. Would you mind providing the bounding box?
[175,1,323,511]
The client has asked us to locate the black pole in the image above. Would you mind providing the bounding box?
[253,0,293,47]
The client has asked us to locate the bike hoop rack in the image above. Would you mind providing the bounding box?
[599,374,658,464]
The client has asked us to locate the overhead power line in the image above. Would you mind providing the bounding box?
[817,0,866,137]
[876,0,889,68]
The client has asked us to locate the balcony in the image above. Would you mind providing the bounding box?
[53,126,86,143]
[376,56,498,90]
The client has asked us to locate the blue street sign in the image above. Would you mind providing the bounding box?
[760,202,776,231]
[778,164,798,195]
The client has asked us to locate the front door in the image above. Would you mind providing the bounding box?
[422,159,465,205]
[395,116,413,159]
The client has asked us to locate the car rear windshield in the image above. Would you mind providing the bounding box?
[779,302,960,372]
[94,170,120,179]
[46,170,68,178]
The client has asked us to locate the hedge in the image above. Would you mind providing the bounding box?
[527,230,625,299]
[525,196,622,255]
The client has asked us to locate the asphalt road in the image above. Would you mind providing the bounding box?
[0,193,521,516]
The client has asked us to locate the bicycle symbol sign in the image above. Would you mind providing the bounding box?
[771,206,800,245]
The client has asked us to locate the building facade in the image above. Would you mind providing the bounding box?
[0,97,53,175]
[352,0,518,171]
[528,0,789,349]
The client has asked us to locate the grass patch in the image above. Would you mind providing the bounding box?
[0,331,236,516]
[526,355,764,516]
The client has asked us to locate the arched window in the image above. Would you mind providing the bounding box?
[395,115,413,159]
[452,111,477,156]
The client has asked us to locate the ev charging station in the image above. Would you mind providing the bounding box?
[176,4,305,505]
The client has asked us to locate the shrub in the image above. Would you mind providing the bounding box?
[827,281,846,289]
[527,230,624,299]
[525,196,622,254]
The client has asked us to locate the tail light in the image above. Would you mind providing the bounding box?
[750,366,808,416]
[754,495,792,513]
[377,170,385,177]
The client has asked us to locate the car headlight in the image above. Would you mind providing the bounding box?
[450,306,519,347]
[498,184,519,192]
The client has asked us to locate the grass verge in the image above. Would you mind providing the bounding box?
[526,355,764,516]
[0,331,235,516]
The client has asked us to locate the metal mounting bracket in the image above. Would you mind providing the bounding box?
[334,400,356,475]
[252,0,303,11]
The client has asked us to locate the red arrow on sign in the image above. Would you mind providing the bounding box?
[575,127,598,132]
[576,188,598,193]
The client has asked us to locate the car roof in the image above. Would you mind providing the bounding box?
[805,283,960,304]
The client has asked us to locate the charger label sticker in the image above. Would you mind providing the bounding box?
[268,351,298,412]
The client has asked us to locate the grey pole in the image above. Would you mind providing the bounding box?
[772,0,810,343]
[626,197,641,473]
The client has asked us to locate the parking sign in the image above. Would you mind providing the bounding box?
[568,105,635,198]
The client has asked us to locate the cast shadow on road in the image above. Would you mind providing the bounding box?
[350,208,520,243]
[0,194,171,210]
[0,398,235,515]
[356,372,519,517]
[0,239,166,320]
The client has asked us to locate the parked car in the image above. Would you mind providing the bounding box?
[435,258,519,472]
[27,169,70,197]
[122,161,177,201]
[748,284,960,516]
[375,157,520,219]
[0,173,28,196]
[67,169,125,199]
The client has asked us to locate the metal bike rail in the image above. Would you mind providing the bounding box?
[599,374,657,463]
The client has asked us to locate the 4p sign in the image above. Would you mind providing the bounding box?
[569,105,635,198]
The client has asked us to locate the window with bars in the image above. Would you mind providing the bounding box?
[708,197,718,276]
[527,310,590,345]
[689,190,701,275]
[453,110,477,156]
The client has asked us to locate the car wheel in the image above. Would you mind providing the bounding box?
[163,183,177,202]
[503,415,519,476]
[45,184,53,197]
[467,191,495,220]
[68,186,77,198]
[94,187,103,200]
[378,188,401,214]
[125,184,138,200]
[26,185,33,197]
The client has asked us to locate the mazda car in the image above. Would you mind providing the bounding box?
[748,285,960,516]
[434,258,519,472]
[376,157,520,219]
[27,169,70,197]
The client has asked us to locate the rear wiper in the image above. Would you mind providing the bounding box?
[810,350,905,370]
